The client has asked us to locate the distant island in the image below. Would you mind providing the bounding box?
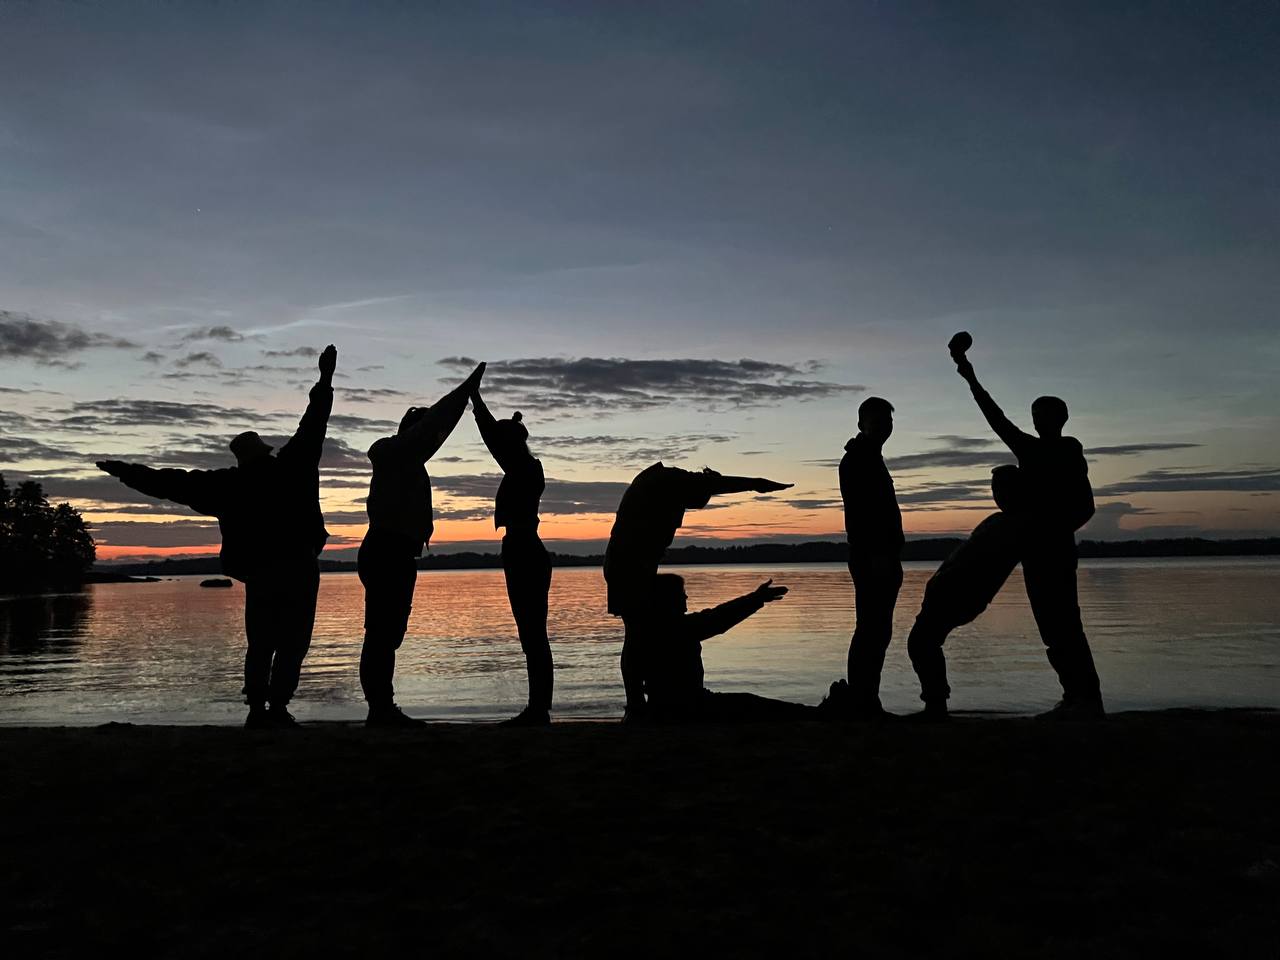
[99,537,1280,578]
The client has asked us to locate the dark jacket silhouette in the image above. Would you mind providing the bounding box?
[603,463,791,715]
[956,347,1103,710]
[358,362,485,722]
[473,391,552,724]
[908,465,1024,707]
[838,397,903,715]
[644,574,814,723]
[96,345,337,723]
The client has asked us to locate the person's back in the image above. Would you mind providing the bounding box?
[365,433,434,554]
[839,434,904,560]
[923,510,1021,625]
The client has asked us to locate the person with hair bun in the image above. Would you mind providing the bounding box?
[472,389,553,725]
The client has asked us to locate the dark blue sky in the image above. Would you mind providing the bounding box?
[2,1,1277,555]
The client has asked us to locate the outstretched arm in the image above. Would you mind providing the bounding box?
[470,386,515,474]
[704,471,793,496]
[280,344,337,465]
[402,362,486,463]
[954,357,1033,457]
[96,460,225,516]
[683,580,788,643]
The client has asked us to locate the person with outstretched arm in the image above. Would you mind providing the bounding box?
[97,345,338,728]
[471,389,552,725]
[358,361,486,726]
[950,332,1104,719]
[826,396,903,720]
[645,575,816,722]
[907,465,1025,718]
[603,463,792,720]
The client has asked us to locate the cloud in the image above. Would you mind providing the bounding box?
[431,473,630,515]
[1096,467,1280,495]
[439,356,861,411]
[341,387,411,404]
[0,310,137,364]
[180,325,248,342]
[262,346,319,358]
[1079,501,1153,538]
[530,432,736,466]
[1085,443,1202,457]
[173,351,223,369]
[886,436,1203,472]
[54,398,260,429]
[0,436,83,462]
[139,351,166,363]
[325,414,398,433]
[90,519,222,547]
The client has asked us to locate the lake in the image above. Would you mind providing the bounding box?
[1,559,1277,724]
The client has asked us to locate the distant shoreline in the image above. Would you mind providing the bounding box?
[96,536,1280,577]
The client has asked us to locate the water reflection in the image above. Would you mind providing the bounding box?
[0,590,92,690]
[0,560,1277,724]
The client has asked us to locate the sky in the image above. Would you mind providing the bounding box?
[1,0,1277,561]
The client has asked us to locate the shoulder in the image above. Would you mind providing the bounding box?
[368,435,399,460]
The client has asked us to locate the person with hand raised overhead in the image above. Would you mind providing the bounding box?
[97,345,338,729]
[472,388,552,726]
[358,361,486,727]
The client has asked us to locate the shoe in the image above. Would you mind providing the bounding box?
[267,706,301,728]
[907,702,949,723]
[817,680,895,721]
[365,704,426,728]
[244,705,272,729]
[817,679,850,719]
[500,707,551,727]
[1036,699,1106,721]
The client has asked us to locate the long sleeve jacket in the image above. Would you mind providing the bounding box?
[839,435,904,561]
[472,397,544,535]
[646,592,767,710]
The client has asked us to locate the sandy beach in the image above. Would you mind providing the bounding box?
[2,710,1277,958]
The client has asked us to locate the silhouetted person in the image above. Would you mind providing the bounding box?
[471,389,552,726]
[603,464,792,720]
[359,362,486,726]
[97,345,338,728]
[907,465,1025,717]
[645,574,815,722]
[952,334,1104,718]
[835,396,903,718]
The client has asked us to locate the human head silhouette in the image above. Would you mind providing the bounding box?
[495,411,530,453]
[858,397,895,446]
[652,573,688,616]
[1031,396,1068,438]
[399,406,429,435]
[990,464,1023,513]
[229,431,273,465]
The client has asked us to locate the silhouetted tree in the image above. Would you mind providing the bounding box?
[0,474,96,591]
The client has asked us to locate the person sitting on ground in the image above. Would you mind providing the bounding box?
[643,574,817,723]
[906,464,1026,719]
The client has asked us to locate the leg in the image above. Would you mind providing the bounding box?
[619,615,649,715]
[699,691,819,723]
[267,562,320,708]
[1023,541,1102,705]
[358,541,416,711]
[503,537,553,714]
[846,557,904,706]
[906,605,954,706]
[242,579,276,708]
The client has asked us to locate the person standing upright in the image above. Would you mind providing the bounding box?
[838,396,904,718]
[471,388,552,725]
[358,361,485,726]
[950,331,1104,718]
[97,345,338,728]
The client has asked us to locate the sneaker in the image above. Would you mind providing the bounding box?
[500,707,551,727]
[365,704,426,728]
[267,706,301,728]
[1036,699,1106,721]
[907,702,950,723]
[816,679,850,719]
[244,705,272,729]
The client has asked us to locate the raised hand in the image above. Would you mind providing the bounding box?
[955,356,976,383]
[753,579,789,603]
[754,478,793,494]
[463,361,486,396]
[318,344,338,380]
[96,460,127,477]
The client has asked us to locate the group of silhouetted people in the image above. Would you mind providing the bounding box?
[97,333,1106,728]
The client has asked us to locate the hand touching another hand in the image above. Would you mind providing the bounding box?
[96,460,126,477]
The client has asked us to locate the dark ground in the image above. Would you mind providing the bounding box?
[2,711,1277,959]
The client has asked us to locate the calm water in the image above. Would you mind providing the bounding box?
[1,559,1277,724]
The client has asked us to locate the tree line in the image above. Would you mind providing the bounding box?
[0,474,96,591]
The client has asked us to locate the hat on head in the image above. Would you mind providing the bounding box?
[229,431,273,460]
